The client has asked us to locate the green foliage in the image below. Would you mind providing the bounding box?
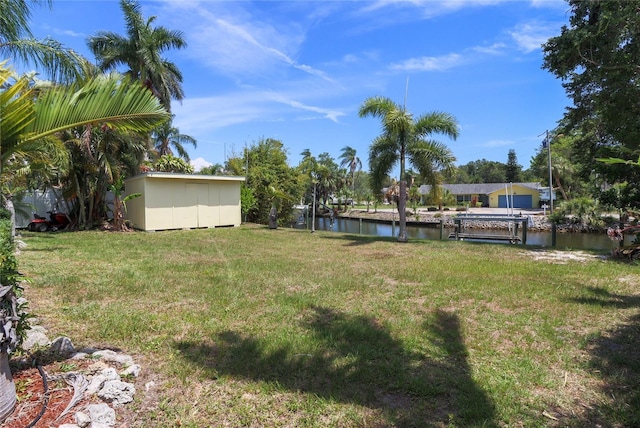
[505,149,522,183]
[240,185,256,222]
[456,159,507,183]
[549,197,605,229]
[0,207,10,221]
[542,1,640,210]
[228,138,300,225]
[0,219,29,354]
[153,154,194,174]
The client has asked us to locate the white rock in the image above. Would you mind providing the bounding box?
[22,326,50,350]
[98,380,136,406]
[74,410,91,427]
[93,349,134,367]
[70,352,89,360]
[100,367,120,382]
[58,424,80,428]
[121,364,141,377]
[86,403,116,427]
[86,374,107,395]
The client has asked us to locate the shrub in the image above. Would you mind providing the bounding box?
[0,220,30,354]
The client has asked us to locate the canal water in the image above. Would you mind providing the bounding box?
[299,217,623,251]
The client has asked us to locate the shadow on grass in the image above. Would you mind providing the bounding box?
[319,233,397,246]
[566,286,640,426]
[174,306,496,426]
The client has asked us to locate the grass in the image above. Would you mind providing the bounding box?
[16,224,640,427]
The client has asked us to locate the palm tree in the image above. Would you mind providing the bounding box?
[88,0,186,112]
[338,146,362,194]
[359,96,458,242]
[0,61,169,422]
[0,0,83,83]
[151,116,197,161]
[299,149,318,231]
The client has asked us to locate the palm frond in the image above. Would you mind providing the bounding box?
[28,74,169,142]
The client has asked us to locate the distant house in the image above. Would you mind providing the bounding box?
[420,182,543,209]
[125,173,245,231]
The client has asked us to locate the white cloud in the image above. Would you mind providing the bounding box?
[270,95,346,122]
[390,53,465,72]
[509,22,557,53]
[157,1,334,83]
[472,42,508,56]
[190,157,213,172]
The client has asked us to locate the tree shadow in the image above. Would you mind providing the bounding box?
[318,234,395,246]
[174,306,496,426]
[566,286,640,426]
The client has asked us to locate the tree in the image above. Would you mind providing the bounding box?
[505,149,522,183]
[359,96,458,242]
[88,0,186,111]
[151,116,197,161]
[543,0,640,154]
[338,146,362,195]
[0,61,168,422]
[153,154,194,173]
[199,163,225,175]
[529,132,588,201]
[227,138,299,225]
[0,0,82,83]
[542,0,640,209]
[457,159,507,184]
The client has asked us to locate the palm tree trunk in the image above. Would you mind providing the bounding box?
[398,180,408,242]
[0,351,16,422]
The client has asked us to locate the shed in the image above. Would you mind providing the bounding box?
[124,173,245,231]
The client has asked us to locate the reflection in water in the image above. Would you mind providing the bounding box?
[296,217,620,251]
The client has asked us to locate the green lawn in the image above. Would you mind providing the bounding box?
[17,224,640,427]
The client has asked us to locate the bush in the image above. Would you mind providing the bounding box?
[0,207,10,221]
[0,220,30,354]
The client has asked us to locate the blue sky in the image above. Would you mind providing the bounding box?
[29,0,570,174]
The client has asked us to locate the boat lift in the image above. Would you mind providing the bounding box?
[449,213,530,245]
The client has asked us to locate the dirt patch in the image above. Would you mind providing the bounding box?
[521,250,607,264]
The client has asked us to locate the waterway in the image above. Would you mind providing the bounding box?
[297,217,623,251]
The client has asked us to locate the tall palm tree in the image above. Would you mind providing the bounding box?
[151,116,197,161]
[359,96,458,242]
[299,149,318,231]
[339,145,362,194]
[0,61,169,422]
[88,0,186,111]
[0,0,82,82]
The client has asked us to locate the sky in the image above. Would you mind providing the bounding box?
[28,0,571,174]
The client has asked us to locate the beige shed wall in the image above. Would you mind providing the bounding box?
[125,173,244,231]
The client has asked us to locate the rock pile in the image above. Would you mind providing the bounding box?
[11,327,146,428]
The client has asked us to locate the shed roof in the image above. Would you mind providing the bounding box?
[126,172,245,183]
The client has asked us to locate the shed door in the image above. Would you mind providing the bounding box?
[498,195,533,209]
[185,183,216,228]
